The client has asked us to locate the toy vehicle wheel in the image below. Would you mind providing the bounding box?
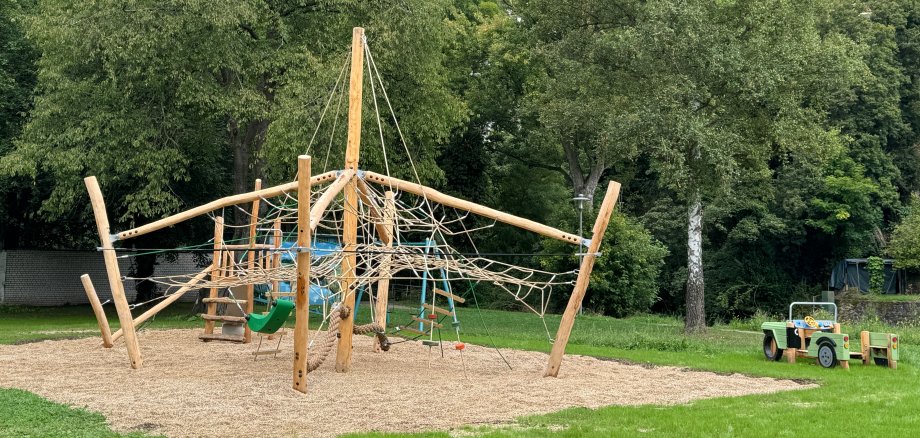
[874,357,889,367]
[763,334,783,361]
[817,343,837,368]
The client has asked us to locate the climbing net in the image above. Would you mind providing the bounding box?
[118,37,583,350]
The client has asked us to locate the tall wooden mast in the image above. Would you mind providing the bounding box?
[335,26,365,373]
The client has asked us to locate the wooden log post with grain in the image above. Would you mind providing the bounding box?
[84,176,143,369]
[544,181,621,377]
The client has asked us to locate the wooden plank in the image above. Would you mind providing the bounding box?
[398,326,428,336]
[411,316,443,329]
[292,155,312,393]
[374,190,395,352]
[544,181,620,377]
[252,349,283,356]
[200,314,247,323]
[433,288,465,304]
[198,334,245,343]
[244,179,262,344]
[364,171,584,246]
[202,297,246,304]
[204,217,224,336]
[115,171,337,241]
[336,26,365,374]
[85,176,143,369]
[80,274,113,348]
[111,267,210,342]
[422,303,453,317]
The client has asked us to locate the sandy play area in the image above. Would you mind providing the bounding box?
[0,329,813,437]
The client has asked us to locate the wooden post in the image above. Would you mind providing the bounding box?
[84,176,143,369]
[860,330,870,365]
[244,179,262,343]
[888,335,897,370]
[786,322,797,364]
[832,323,849,369]
[336,26,364,373]
[374,191,395,352]
[293,155,312,393]
[544,181,620,377]
[204,217,224,336]
[271,218,282,301]
[80,274,113,348]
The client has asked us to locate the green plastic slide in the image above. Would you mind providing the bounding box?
[247,299,294,334]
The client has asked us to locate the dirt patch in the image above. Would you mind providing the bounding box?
[0,329,813,437]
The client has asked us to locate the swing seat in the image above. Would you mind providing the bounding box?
[247,299,294,334]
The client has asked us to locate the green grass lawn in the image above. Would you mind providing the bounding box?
[1,303,917,437]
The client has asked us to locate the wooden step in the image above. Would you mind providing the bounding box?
[398,326,429,336]
[202,297,246,304]
[199,333,245,342]
[411,316,444,329]
[200,314,247,323]
[252,349,283,356]
[433,288,465,304]
[423,303,454,317]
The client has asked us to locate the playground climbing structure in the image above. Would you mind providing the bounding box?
[79,27,621,393]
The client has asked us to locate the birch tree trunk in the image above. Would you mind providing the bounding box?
[684,189,706,333]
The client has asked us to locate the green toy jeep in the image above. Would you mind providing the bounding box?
[761,302,898,369]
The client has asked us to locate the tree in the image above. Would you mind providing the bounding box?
[0,0,38,248]
[499,0,862,331]
[1,0,466,247]
[0,0,467,303]
[889,196,920,269]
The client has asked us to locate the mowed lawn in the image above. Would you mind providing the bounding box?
[0,303,917,437]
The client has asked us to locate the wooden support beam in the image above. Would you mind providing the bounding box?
[203,217,224,336]
[374,191,395,352]
[364,171,584,246]
[115,171,337,241]
[356,178,392,244]
[244,179,262,343]
[309,169,355,231]
[336,27,365,373]
[111,267,210,342]
[85,176,143,369]
[293,155,312,393]
[80,274,113,348]
[544,181,620,377]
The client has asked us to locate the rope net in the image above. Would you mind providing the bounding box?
[116,38,584,356]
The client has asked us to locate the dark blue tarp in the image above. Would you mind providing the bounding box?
[829,258,903,294]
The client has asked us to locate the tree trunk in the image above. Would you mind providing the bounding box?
[562,141,606,215]
[229,118,269,240]
[684,189,706,333]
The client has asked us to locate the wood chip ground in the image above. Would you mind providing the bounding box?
[0,329,813,437]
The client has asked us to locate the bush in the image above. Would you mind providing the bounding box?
[543,212,668,317]
[889,196,920,270]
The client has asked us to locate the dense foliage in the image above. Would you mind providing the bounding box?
[3,0,920,326]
